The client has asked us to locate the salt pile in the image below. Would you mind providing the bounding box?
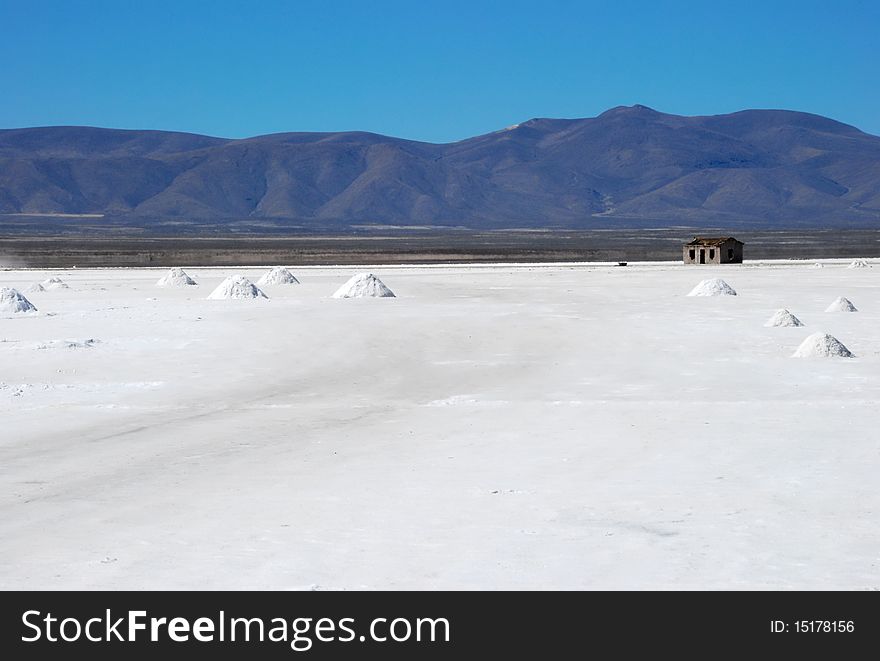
[825,296,857,312]
[0,287,38,314]
[812,263,824,269]
[41,276,69,290]
[37,338,100,350]
[207,276,268,300]
[687,278,737,297]
[156,267,197,287]
[764,309,804,327]
[257,266,300,286]
[332,273,395,298]
[848,259,870,269]
[792,332,854,358]
[27,283,45,293]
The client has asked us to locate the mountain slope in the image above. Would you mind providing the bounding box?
[1,106,878,229]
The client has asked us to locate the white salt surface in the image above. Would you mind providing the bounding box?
[0,261,878,589]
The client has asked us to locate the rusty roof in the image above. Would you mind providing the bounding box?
[685,236,742,246]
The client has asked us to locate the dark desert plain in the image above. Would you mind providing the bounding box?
[2,228,880,268]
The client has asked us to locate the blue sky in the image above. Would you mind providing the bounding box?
[1,0,877,142]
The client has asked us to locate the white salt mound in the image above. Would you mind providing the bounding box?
[41,276,68,290]
[0,287,38,314]
[37,338,100,350]
[687,278,737,297]
[27,283,45,293]
[848,259,870,269]
[332,273,395,299]
[257,266,300,286]
[764,309,804,328]
[792,332,854,358]
[156,267,197,287]
[207,276,267,300]
[825,296,857,312]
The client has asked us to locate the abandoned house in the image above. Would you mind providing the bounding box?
[683,237,744,265]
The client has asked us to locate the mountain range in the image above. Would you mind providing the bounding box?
[1,105,879,231]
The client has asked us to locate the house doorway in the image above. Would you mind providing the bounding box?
[699,249,706,264]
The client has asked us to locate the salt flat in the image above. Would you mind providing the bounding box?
[0,261,877,590]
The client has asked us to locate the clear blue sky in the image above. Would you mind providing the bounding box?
[1,0,877,142]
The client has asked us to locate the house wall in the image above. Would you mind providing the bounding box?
[727,241,744,263]
[683,241,744,264]
[683,245,719,264]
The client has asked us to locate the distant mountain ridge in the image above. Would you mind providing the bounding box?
[1,106,879,230]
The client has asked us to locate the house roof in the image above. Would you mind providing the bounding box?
[685,236,742,246]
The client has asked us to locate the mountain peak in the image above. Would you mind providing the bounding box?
[599,104,660,117]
